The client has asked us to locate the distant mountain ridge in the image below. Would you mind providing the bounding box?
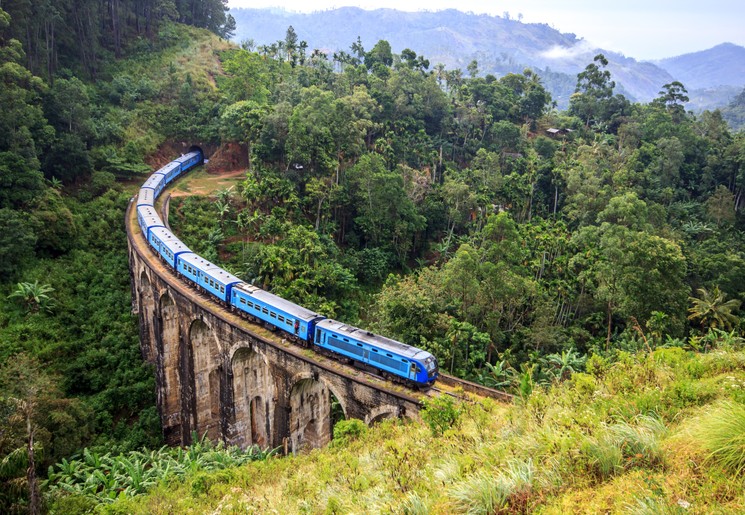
[656,43,745,89]
[231,7,745,110]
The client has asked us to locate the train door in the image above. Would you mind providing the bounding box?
[408,362,418,381]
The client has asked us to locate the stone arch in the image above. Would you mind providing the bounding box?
[366,404,400,426]
[288,375,334,453]
[139,270,155,362]
[160,292,181,436]
[189,318,221,441]
[231,345,275,449]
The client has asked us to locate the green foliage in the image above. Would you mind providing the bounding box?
[0,208,37,281]
[46,440,275,506]
[7,281,55,314]
[692,401,745,476]
[420,396,462,437]
[332,419,368,445]
[449,460,536,515]
[688,286,741,332]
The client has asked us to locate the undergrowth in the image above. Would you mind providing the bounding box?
[70,347,745,514]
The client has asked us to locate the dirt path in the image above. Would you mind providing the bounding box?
[169,168,246,198]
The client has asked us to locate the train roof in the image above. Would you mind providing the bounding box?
[201,264,242,287]
[155,161,180,175]
[137,204,160,220]
[316,319,434,361]
[234,284,323,321]
[150,227,192,255]
[137,187,156,207]
[179,252,213,270]
[142,173,165,191]
[137,205,164,229]
[174,151,201,163]
[179,253,241,286]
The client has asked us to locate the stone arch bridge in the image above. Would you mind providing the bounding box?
[127,202,424,452]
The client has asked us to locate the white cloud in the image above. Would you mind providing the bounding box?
[539,40,595,60]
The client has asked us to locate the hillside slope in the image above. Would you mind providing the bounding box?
[98,347,745,514]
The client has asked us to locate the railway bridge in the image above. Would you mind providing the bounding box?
[127,205,425,452]
[127,149,510,452]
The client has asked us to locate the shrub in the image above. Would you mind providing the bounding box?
[570,372,598,396]
[581,415,667,481]
[586,354,611,379]
[610,415,668,469]
[581,436,623,481]
[421,396,462,437]
[332,419,367,444]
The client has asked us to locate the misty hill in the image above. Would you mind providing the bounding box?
[656,43,745,89]
[231,7,745,110]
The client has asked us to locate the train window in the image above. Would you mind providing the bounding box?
[262,307,268,314]
[372,348,378,353]
[357,343,363,347]
[240,298,246,304]
[343,338,349,342]
[220,286,225,293]
[285,319,292,326]
[278,315,285,322]
[386,353,393,358]
[402,359,408,363]
[270,312,277,319]
[246,301,253,308]
[316,329,321,341]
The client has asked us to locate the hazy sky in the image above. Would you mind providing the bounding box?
[227,1,745,60]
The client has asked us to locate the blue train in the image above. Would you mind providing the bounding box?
[136,149,438,388]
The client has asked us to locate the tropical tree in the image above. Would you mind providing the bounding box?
[688,286,741,331]
[7,281,54,314]
[544,347,586,382]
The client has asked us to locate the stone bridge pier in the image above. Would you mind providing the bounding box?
[128,223,421,452]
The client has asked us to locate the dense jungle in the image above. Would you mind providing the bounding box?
[1,1,745,512]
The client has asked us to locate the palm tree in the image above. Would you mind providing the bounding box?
[688,286,741,331]
[8,281,55,314]
[545,347,586,381]
[477,360,515,389]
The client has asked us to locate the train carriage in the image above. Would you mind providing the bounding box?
[174,151,202,172]
[137,187,156,208]
[314,319,438,384]
[176,253,241,302]
[141,173,166,198]
[148,227,192,268]
[136,205,164,238]
[231,284,324,341]
[156,161,182,185]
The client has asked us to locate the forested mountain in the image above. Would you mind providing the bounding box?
[2,0,235,79]
[2,2,745,512]
[231,7,745,111]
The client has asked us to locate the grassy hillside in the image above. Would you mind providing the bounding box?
[86,344,745,514]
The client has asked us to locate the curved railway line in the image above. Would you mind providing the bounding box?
[127,157,512,422]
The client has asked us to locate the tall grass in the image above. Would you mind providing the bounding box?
[449,459,535,514]
[692,401,745,476]
[582,415,668,481]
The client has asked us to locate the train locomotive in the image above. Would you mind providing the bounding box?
[135,149,438,388]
